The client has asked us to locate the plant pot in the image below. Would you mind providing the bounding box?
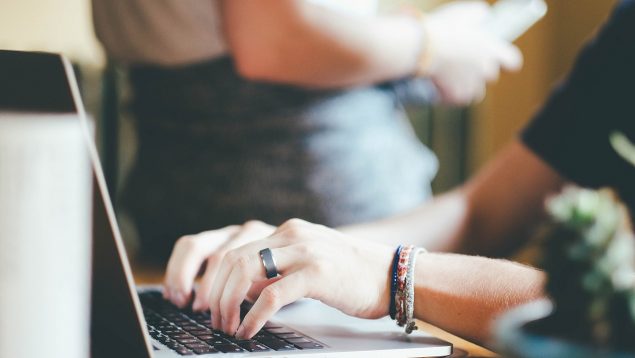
[495,300,635,358]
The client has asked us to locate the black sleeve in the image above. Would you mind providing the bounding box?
[521,0,635,208]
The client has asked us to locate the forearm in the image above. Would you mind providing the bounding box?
[340,141,565,256]
[413,252,545,344]
[339,190,471,252]
[222,0,422,88]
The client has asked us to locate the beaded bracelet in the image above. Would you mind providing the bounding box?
[389,245,404,320]
[394,245,414,327]
[392,245,427,334]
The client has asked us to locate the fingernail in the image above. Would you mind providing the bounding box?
[235,325,245,340]
[192,300,201,311]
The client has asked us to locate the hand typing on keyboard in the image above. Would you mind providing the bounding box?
[163,218,393,341]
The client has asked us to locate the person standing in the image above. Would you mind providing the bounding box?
[93,0,522,262]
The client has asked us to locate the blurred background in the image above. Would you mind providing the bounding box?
[0,0,619,192]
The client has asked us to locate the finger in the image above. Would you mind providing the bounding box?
[208,237,288,329]
[192,256,222,311]
[208,251,238,330]
[235,273,308,340]
[496,42,523,72]
[164,235,203,308]
[192,222,273,310]
[246,277,282,303]
[164,226,239,308]
[219,255,261,335]
[209,236,300,331]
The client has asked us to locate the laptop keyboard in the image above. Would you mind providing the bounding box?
[139,291,324,355]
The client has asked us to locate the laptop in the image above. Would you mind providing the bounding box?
[0,50,453,357]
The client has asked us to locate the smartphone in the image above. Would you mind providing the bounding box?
[485,0,548,42]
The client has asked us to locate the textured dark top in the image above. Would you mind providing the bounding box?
[522,0,635,211]
[124,57,438,261]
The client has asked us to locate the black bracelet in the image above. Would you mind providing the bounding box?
[389,245,403,320]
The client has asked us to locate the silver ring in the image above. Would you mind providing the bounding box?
[259,248,278,279]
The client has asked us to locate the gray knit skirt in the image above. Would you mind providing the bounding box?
[124,57,437,261]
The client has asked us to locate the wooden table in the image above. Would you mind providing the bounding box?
[132,261,497,358]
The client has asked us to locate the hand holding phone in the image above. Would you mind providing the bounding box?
[423,0,525,104]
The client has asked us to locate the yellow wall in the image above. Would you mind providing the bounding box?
[469,0,619,171]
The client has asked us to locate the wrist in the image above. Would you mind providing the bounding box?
[401,7,435,76]
[367,242,395,318]
[390,245,427,333]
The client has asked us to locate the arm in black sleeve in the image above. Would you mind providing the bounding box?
[521,0,635,209]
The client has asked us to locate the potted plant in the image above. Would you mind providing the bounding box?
[496,132,635,358]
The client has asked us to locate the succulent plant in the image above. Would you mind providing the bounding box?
[538,186,635,350]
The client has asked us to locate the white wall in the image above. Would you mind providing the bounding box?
[0,0,104,67]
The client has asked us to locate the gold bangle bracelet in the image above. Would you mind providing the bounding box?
[416,15,434,77]
[401,6,434,77]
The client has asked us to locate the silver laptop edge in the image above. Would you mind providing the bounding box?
[62,56,156,356]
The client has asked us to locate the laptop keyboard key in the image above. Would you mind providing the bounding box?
[215,344,245,353]
[276,332,303,339]
[253,331,274,339]
[180,325,201,331]
[163,329,182,335]
[204,338,229,345]
[265,328,294,335]
[175,338,199,344]
[285,337,312,343]
[259,338,297,351]
[212,330,231,339]
[171,333,193,340]
[189,329,213,337]
[175,347,194,356]
[192,346,218,354]
[238,340,271,352]
[183,343,209,350]
[223,336,243,344]
[294,341,324,349]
